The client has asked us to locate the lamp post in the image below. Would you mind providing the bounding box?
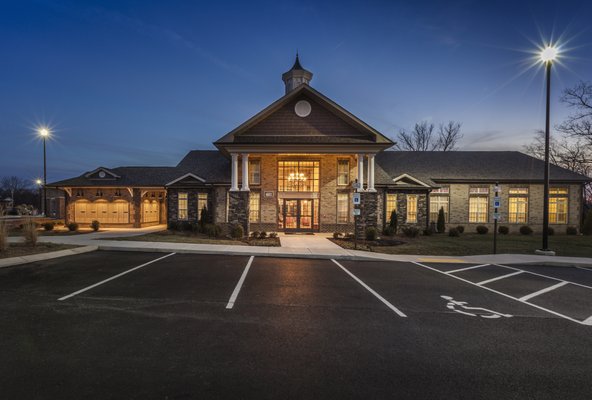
[539,46,557,254]
[35,179,42,215]
[38,127,50,216]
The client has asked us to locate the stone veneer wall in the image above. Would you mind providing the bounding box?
[354,191,378,239]
[228,191,250,234]
[167,188,214,224]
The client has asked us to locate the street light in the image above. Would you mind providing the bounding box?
[35,179,43,214]
[538,45,558,255]
[38,127,50,216]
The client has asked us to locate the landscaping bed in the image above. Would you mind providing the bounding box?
[0,243,78,259]
[331,233,592,257]
[111,230,281,247]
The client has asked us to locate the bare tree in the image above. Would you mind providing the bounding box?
[437,121,463,151]
[396,121,436,151]
[396,120,462,151]
[557,80,592,145]
[1,176,30,206]
[524,130,592,202]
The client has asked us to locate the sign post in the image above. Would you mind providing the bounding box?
[352,180,361,249]
[493,183,500,254]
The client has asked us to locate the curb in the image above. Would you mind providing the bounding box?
[0,245,99,269]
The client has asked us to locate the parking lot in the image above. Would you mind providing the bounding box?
[1,251,591,399]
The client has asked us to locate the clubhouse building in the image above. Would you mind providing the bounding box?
[49,57,590,235]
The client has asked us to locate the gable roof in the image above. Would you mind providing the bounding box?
[214,84,393,151]
[374,151,591,186]
[84,167,120,179]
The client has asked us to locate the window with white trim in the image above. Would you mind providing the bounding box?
[337,160,349,186]
[249,191,260,223]
[430,187,449,222]
[406,195,418,223]
[549,187,568,224]
[508,188,528,224]
[249,160,261,185]
[385,193,397,222]
[197,193,208,220]
[337,193,349,223]
[178,193,188,220]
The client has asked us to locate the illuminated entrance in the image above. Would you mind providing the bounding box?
[280,198,319,232]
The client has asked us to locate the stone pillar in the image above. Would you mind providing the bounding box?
[241,153,250,191]
[132,188,142,228]
[367,154,376,192]
[355,191,378,239]
[357,153,365,192]
[228,190,250,234]
[230,153,239,191]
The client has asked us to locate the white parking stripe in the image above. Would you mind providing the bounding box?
[477,271,523,286]
[412,261,590,326]
[519,281,569,302]
[331,259,406,318]
[226,256,254,310]
[583,316,592,326]
[446,264,489,274]
[58,252,176,301]
[494,264,592,291]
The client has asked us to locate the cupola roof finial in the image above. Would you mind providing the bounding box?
[282,52,313,94]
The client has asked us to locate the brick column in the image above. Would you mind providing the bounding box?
[355,191,378,239]
[133,188,142,228]
[228,190,250,234]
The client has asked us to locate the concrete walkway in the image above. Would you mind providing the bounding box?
[7,226,592,267]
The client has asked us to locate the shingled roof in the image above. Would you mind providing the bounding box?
[374,151,591,186]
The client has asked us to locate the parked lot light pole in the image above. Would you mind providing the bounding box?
[35,178,43,214]
[539,45,557,254]
[38,127,50,216]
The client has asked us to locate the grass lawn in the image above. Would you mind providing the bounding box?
[112,230,281,247]
[0,243,78,259]
[332,233,592,257]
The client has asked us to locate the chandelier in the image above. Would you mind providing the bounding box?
[287,172,307,182]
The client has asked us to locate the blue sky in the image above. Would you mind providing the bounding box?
[1,0,591,183]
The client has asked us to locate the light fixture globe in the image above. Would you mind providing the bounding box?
[38,127,50,137]
[35,179,42,186]
[540,46,558,63]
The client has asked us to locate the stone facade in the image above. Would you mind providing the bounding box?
[228,191,250,234]
[354,191,378,239]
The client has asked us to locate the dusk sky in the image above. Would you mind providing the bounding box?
[1,0,591,183]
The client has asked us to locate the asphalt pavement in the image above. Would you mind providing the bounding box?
[1,251,591,399]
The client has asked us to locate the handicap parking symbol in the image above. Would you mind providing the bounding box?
[441,295,512,319]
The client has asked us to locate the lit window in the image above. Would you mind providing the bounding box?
[549,187,568,195]
[550,197,568,224]
[249,191,260,223]
[469,196,488,223]
[337,193,349,223]
[406,195,418,223]
[430,195,449,222]
[385,193,397,221]
[337,160,349,186]
[469,187,489,195]
[508,197,528,223]
[178,193,188,220]
[249,160,261,185]
[278,161,320,192]
[509,188,528,195]
[197,193,208,220]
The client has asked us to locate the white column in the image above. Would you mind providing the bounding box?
[357,153,365,192]
[241,153,250,191]
[230,153,239,191]
[367,154,376,192]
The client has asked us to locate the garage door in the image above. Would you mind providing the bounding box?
[142,199,160,223]
[74,200,130,224]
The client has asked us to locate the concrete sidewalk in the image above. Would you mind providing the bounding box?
[6,228,590,267]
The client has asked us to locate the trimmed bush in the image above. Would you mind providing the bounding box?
[230,224,244,239]
[402,226,420,238]
[448,227,460,237]
[90,220,100,232]
[345,233,355,239]
[566,226,578,235]
[422,228,432,236]
[388,210,398,235]
[180,221,193,232]
[365,227,378,241]
[259,231,267,239]
[67,222,79,232]
[250,231,259,239]
[269,232,278,238]
[0,221,7,252]
[519,225,533,235]
[498,226,509,235]
[456,225,465,234]
[548,227,554,236]
[582,209,592,235]
[476,225,488,234]
[204,224,222,238]
[23,219,38,246]
[333,232,342,239]
[437,207,446,233]
[43,222,55,231]
[382,225,395,236]
[167,221,179,231]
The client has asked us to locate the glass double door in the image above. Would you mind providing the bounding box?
[282,199,315,232]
